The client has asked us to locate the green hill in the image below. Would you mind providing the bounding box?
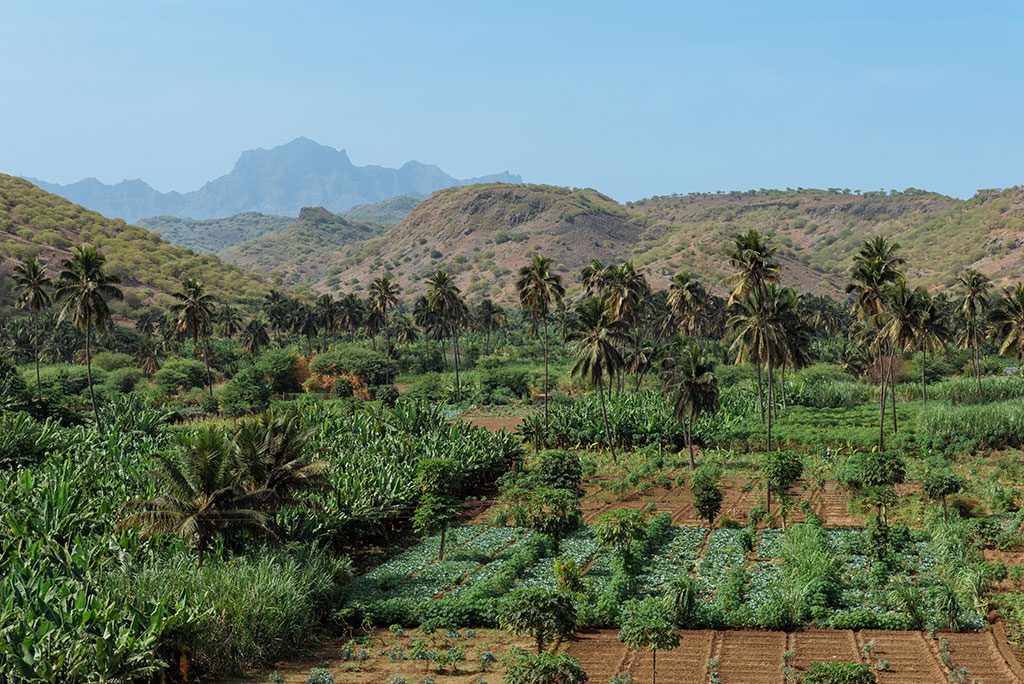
[343,194,422,225]
[0,174,271,313]
[137,212,294,253]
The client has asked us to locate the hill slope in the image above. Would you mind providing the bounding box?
[137,212,294,253]
[343,194,422,225]
[0,175,270,312]
[219,206,384,287]
[31,137,521,221]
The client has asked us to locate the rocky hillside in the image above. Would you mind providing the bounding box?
[138,212,294,253]
[219,206,383,287]
[343,194,422,225]
[0,175,270,312]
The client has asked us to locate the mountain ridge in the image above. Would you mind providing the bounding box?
[29,137,521,222]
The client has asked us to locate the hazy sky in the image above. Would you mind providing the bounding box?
[2,1,1022,200]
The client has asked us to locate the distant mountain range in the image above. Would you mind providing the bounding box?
[28,137,521,222]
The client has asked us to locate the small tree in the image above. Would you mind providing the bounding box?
[618,598,680,684]
[761,450,803,523]
[923,468,964,523]
[593,508,647,567]
[661,572,698,626]
[861,449,906,524]
[537,449,584,493]
[524,487,582,549]
[412,492,461,560]
[691,468,723,527]
[498,588,577,654]
[504,649,588,684]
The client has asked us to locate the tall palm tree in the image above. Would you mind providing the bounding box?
[661,336,719,469]
[55,245,123,426]
[392,313,419,348]
[846,237,905,451]
[242,317,270,355]
[13,257,52,402]
[170,278,217,398]
[876,278,926,432]
[425,270,468,401]
[994,283,1024,362]
[726,230,779,422]
[218,304,243,339]
[570,297,626,462]
[474,298,507,353]
[292,302,319,354]
[314,293,338,346]
[263,290,290,337]
[337,293,365,341]
[516,255,566,434]
[580,259,607,296]
[369,274,401,353]
[727,288,775,448]
[121,427,273,557]
[913,288,947,401]
[667,272,709,337]
[956,269,992,392]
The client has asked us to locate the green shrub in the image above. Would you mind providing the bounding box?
[802,662,876,684]
[479,366,531,400]
[254,348,304,394]
[91,351,135,372]
[309,346,397,387]
[220,366,272,417]
[153,358,208,391]
[0,411,62,468]
[104,367,144,393]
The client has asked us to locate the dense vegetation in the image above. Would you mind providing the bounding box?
[5,220,1024,683]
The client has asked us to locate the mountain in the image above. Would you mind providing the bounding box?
[137,212,294,253]
[219,206,384,287]
[30,137,521,222]
[343,194,422,225]
[0,175,271,313]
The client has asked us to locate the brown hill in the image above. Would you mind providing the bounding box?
[0,174,271,314]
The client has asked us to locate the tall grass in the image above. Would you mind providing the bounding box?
[917,400,1024,451]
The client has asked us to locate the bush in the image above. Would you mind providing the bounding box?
[220,366,273,417]
[536,449,583,492]
[479,366,531,400]
[91,351,135,372]
[103,367,144,393]
[153,358,208,391]
[254,348,305,394]
[309,347,397,387]
[802,662,876,684]
[372,384,400,406]
[332,376,354,398]
[0,411,61,468]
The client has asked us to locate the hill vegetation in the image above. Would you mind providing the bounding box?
[342,193,422,225]
[137,212,294,253]
[0,175,270,313]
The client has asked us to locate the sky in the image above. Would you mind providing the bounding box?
[1,1,1022,201]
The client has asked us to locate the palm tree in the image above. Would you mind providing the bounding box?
[425,270,469,401]
[661,336,719,468]
[13,257,52,402]
[913,288,947,401]
[314,293,338,346]
[994,283,1024,362]
[55,245,123,426]
[292,302,320,354]
[876,279,927,431]
[263,290,290,337]
[846,237,905,451]
[726,230,779,422]
[392,313,419,348]
[369,275,401,353]
[727,288,775,448]
[474,298,507,353]
[956,269,992,392]
[570,297,626,461]
[580,259,607,296]
[138,336,162,376]
[667,272,709,337]
[242,317,270,355]
[121,427,273,557]
[170,278,217,398]
[516,255,566,434]
[218,304,243,339]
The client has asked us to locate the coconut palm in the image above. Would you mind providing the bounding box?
[994,283,1024,362]
[370,274,401,353]
[392,313,419,348]
[337,293,365,341]
[121,427,274,557]
[570,297,626,461]
[242,317,270,355]
[914,288,948,401]
[876,279,927,431]
[667,272,709,337]
[218,304,243,339]
[474,298,507,353]
[661,336,719,468]
[263,290,290,336]
[314,293,338,344]
[580,259,607,296]
[956,269,992,391]
[170,278,217,398]
[292,302,319,354]
[13,257,52,401]
[517,255,566,434]
[425,270,469,401]
[55,245,123,426]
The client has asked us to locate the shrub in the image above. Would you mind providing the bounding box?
[254,348,305,394]
[504,650,588,684]
[372,384,400,406]
[0,411,61,468]
[497,588,576,653]
[536,449,583,492]
[153,358,208,391]
[104,367,144,393]
[802,662,876,684]
[479,366,531,400]
[91,351,135,372]
[309,347,397,387]
[220,366,273,417]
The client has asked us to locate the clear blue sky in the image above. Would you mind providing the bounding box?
[2,1,1022,200]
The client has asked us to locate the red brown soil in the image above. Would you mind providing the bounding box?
[713,629,788,683]
[856,630,948,683]
[944,629,1024,684]
[793,628,861,671]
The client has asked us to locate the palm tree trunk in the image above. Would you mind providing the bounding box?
[85,318,100,428]
[878,353,887,453]
[780,366,787,410]
[202,335,214,398]
[973,332,982,393]
[599,374,616,463]
[32,311,42,402]
[543,317,550,438]
[453,331,462,402]
[921,350,927,403]
[766,350,774,451]
[687,414,695,469]
[755,359,765,424]
[888,353,898,434]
